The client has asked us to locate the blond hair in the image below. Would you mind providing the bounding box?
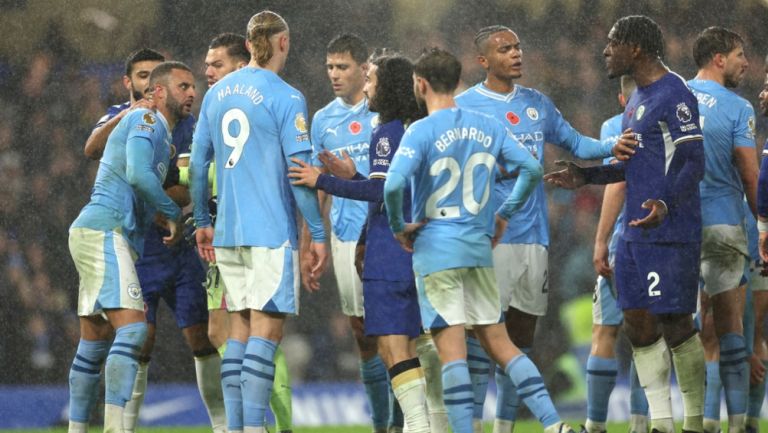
[246,10,288,67]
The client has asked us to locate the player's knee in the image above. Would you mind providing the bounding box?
[183,323,216,353]
[139,324,156,357]
[659,313,697,347]
[504,309,537,348]
[591,325,619,357]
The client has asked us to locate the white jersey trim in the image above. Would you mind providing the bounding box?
[474,84,520,103]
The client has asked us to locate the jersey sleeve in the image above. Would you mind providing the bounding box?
[496,126,543,219]
[388,125,425,180]
[94,105,123,130]
[600,117,621,164]
[278,90,312,158]
[124,112,181,221]
[733,101,756,149]
[127,109,160,142]
[662,92,703,146]
[658,91,705,209]
[175,115,196,156]
[369,126,399,179]
[543,94,613,159]
[190,98,215,228]
[309,110,325,166]
[758,139,768,219]
[385,123,425,233]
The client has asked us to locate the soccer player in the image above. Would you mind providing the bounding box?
[81,48,225,433]
[384,47,574,433]
[84,48,164,160]
[746,206,768,433]
[190,32,294,433]
[189,11,326,433]
[687,26,757,433]
[67,61,189,433]
[545,15,706,433]
[751,54,768,433]
[196,34,250,353]
[585,75,649,433]
[307,34,393,432]
[289,53,431,433]
[454,25,615,432]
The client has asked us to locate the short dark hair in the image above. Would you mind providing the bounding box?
[125,48,165,77]
[149,61,192,88]
[609,15,664,59]
[693,26,744,68]
[209,33,250,64]
[413,48,462,94]
[369,55,424,124]
[327,33,368,65]
[474,25,513,53]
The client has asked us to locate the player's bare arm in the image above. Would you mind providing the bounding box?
[492,214,508,248]
[318,149,357,179]
[288,157,322,188]
[543,160,587,189]
[733,145,759,217]
[84,99,154,160]
[627,199,668,229]
[393,220,426,253]
[759,224,768,263]
[612,128,639,161]
[195,226,216,262]
[594,178,626,277]
[306,240,328,293]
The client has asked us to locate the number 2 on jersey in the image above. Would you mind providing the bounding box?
[222,108,249,168]
[647,271,661,297]
[426,153,496,219]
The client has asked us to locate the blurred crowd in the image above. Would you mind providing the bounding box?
[1,0,767,387]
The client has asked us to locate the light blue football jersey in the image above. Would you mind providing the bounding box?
[311,98,376,241]
[387,107,540,276]
[600,113,625,260]
[72,109,179,256]
[190,67,313,248]
[455,83,611,246]
[688,78,756,226]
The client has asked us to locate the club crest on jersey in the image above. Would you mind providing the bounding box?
[349,121,362,135]
[676,103,692,123]
[169,144,176,159]
[526,107,539,120]
[127,283,142,300]
[375,137,391,157]
[294,113,308,133]
[143,112,156,125]
[636,105,645,120]
[506,111,520,125]
[371,115,379,128]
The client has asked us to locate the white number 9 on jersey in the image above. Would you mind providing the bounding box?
[426,153,496,219]
[222,108,250,168]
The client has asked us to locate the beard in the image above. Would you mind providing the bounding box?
[723,73,741,89]
[166,96,189,120]
[130,84,144,102]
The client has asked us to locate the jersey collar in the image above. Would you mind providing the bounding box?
[475,83,519,103]
[155,110,171,135]
[336,96,368,113]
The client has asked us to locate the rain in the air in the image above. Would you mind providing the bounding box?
[1,1,768,432]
